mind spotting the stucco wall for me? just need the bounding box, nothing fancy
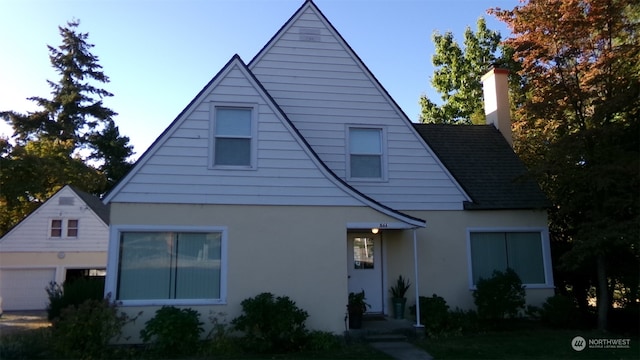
[384,209,554,314]
[0,251,106,284]
[108,202,404,341]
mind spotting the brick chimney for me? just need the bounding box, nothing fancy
[481,67,512,146]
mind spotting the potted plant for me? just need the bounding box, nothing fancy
[389,275,411,319]
[347,290,370,329]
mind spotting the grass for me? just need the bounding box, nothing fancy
[417,325,639,359]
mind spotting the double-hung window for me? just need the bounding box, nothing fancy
[212,106,255,167]
[468,230,551,287]
[115,229,226,304]
[348,127,384,180]
[50,219,63,237]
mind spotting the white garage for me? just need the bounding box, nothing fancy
[0,268,55,311]
[0,185,109,311]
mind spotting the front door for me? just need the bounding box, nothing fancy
[347,234,383,313]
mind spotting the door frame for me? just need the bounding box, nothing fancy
[347,232,385,314]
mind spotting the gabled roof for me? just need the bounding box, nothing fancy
[0,185,108,239]
[68,186,110,224]
[103,54,425,228]
[413,124,549,210]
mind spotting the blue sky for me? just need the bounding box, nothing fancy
[0,0,518,158]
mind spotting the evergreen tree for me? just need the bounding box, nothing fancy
[0,20,133,234]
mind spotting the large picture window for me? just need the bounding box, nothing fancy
[349,127,384,179]
[213,107,253,166]
[117,231,223,301]
[469,231,547,286]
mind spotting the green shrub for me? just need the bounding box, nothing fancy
[0,328,52,360]
[473,268,526,321]
[46,277,105,320]
[540,294,582,328]
[50,297,131,359]
[411,295,479,337]
[203,311,241,356]
[232,292,309,353]
[140,306,204,358]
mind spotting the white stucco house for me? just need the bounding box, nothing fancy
[103,0,554,340]
[0,185,109,311]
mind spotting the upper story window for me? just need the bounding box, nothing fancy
[348,127,385,180]
[50,219,79,238]
[67,219,79,237]
[211,106,256,168]
[51,219,63,237]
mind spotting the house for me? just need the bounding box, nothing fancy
[103,0,554,340]
[0,185,109,311]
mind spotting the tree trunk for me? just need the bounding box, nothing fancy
[596,254,609,331]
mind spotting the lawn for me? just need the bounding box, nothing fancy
[417,327,639,359]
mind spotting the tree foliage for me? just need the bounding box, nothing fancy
[491,0,640,330]
[420,18,509,124]
[0,20,133,234]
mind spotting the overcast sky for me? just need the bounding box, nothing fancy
[0,0,519,158]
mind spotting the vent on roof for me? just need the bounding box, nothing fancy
[59,197,75,206]
[299,27,321,42]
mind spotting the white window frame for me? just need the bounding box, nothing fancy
[105,225,228,306]
[66,219,79,237]
[49,218,79,239]
[209,103,258,170]
[50,219,63,238]
[466,227,554,289]
[346,125,387,181]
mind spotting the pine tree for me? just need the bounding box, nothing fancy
[0,20,133,234]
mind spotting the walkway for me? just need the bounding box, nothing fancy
[349,316,434,360]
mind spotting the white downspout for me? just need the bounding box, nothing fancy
[413,228,424,328]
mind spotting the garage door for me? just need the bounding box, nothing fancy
[0,268,56,311]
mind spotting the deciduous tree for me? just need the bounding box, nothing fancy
[420,18,509,124]
[492,0,640,330]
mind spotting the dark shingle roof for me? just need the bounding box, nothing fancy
[413,124,549,210]
[69,186,110,224]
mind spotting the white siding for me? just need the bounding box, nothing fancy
[250,6,468,210]
[0,186,108,252]
[109,62,363,207]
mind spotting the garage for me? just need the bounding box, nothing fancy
[0,268,56,311]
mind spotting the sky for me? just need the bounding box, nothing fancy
[0,0,519,159]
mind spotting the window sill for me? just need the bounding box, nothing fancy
[117,299,227,307]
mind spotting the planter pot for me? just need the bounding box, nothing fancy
[392,297,407,319]
[348,306,364,329]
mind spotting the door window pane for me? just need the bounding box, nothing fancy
[353,237,374,269]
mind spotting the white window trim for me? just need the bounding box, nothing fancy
[346,125,388,182]
[209,102,258,170]
[49,218,79,239]
[105,224,228,306]
[466,227,554,290]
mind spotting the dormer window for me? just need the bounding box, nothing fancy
[211,105,257,168]
[348,127,386,180]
